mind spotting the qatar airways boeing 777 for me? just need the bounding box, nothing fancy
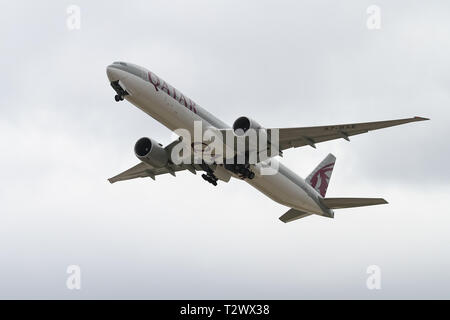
[106,61,428,223]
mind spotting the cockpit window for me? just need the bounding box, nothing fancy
[110,61,146,81]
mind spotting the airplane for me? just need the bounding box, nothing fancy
[106,61,429,223]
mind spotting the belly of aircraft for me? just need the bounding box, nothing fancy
[247,162,324,214]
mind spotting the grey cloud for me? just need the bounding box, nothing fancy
[0,0,449,299]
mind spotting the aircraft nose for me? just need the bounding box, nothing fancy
[106,65,120,82]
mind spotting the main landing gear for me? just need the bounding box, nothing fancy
[114,95,124,102]
[224,163,255,180]
[201,163,218,186]
[202,173,218,186]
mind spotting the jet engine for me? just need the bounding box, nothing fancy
[231,116,278,165]
[232,116,263,136]
[134,137,169,168]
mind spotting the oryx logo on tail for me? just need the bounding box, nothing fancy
[306,154,336,197]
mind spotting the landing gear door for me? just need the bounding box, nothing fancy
[118,80,132,96]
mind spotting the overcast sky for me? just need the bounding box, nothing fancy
[0,0,448,299]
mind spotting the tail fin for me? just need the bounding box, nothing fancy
[306,153,336,197]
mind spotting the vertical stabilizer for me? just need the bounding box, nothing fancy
[306,154,336,197]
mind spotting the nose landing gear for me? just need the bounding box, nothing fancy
[111,80,128,102]
[201,163,219,186]
[114,95,124,102]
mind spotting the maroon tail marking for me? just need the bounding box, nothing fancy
[310,163,334,197]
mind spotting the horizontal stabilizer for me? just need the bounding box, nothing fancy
[279,209,312,223]
[322,197,388,209]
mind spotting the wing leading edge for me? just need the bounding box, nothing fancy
[270,116,429,151]
[108,161,196,183]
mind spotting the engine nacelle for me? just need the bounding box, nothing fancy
[134,137,169,168]
[232,116,263,136]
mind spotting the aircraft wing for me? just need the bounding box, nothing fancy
[269,116,429,151]
[108,161,198,183]
[108,137,203,183]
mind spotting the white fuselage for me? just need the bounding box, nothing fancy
[107,64,327,215]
